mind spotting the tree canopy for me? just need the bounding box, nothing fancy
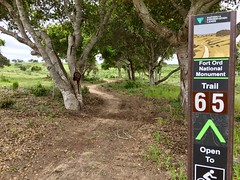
[0,0,239,112]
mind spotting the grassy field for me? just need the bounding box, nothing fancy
[194,34,230,58]
[0,62,240,179]
[0,63,53,88]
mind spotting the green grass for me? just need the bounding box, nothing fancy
[103,79,180,101]
[0,62,53,88]
[143,84,179,101]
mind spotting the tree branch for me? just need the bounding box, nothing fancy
[41,32,69,81]
[0,26,36,50]
[199,0,221,14]
[77,0,116,67]
[132,0,178,45]
[170,0,187,17]
[153,45,171,70]
[179,0,220,43]
[15,0,41,45]
[73,0,83,48]
[0,0,34,48]
[64,0,74,22]
[155,67,180,85]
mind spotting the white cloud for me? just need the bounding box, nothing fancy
[0,34,41,61]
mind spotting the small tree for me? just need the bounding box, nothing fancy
[0,53,10,68]
[0,0,116,111]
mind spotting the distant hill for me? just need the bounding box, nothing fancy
[216,29,230,36]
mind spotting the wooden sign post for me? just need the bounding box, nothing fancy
[188,11,236,180]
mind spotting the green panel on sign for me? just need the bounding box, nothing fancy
[196,119,226,143]
[194,58,229,61]
[194,77,228,80]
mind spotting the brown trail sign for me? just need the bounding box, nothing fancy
[188,11,236,180]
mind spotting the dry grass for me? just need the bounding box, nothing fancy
[194,34,230,58]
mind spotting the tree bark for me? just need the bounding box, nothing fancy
[155,67,180,85]
[129,59,136,81]
[149,68,155,85]
[176,44,189,114]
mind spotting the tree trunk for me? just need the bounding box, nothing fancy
[126,66,131,80]
[129,60,135,81]
[148,61,155,85]
[176,44,189,114]
[117,66,122,78]
[60,87,81,111]
[149,69,155,85]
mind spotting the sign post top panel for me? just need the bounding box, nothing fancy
[194,12,231,25]
[193,12,232,59]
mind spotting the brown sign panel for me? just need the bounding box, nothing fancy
[188,11,236,180]
[192,92,228,114]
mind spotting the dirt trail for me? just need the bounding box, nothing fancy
[88,84,121,115]
[33,83,169,180]
[203,45,210,58]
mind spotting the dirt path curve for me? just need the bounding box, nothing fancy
[202,45,210,58]
[34,82,168,180]
[88,83,121,115]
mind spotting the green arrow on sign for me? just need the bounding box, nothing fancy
[196,119,226,143]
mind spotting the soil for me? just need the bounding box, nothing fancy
[0,81,188,180]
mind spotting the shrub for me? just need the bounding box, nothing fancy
[31,66,42,72]
[83,76,104,83]
[236,114,240,122]
[0,75,11,82]
[0,97,15,108]
[30,83,49,97]
[19,65,27,71]
[123,80,141,89]
[82,86,90,96]
[12,82,19,91]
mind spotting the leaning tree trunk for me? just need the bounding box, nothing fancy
[148,61,155,85]
[176,44,189,114]
[129,60,136,81]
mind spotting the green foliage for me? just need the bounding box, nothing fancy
[233,163,240,180]
[0,53,10,68]
[143,84,179,101]
[12,82,19,91]
[170,161,187,180]
[233,124,240,179]
[123,80,142,89]
[236,114,240,122]
[31,65,42,72]
[29,83,50,97]
[153,131,161,143]
[19,65,27,71]
[83,76,104,83]
[145,144,161,166]
[0,75,11,82]
[0,96,15,108]
[0,39,5,46]
[104,80,180,101]
[47,22,73,58]
[81,86,90,96]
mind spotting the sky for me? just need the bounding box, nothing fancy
[0,34,42,62]
[0,10,240,64]
[194,22,230,35]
